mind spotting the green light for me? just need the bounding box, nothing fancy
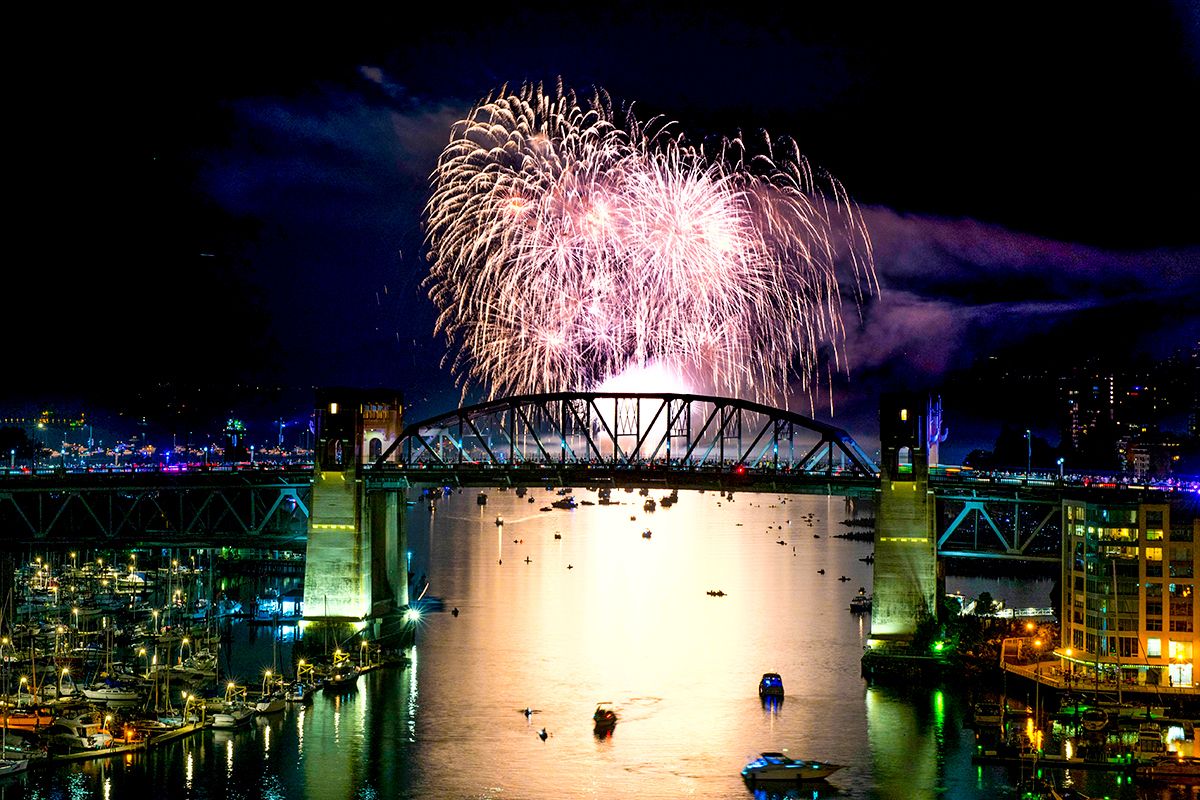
[932,640,945,653]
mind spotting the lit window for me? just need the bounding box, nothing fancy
[1147,638,1161,658]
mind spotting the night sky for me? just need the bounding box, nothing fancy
[8,5,1199,456]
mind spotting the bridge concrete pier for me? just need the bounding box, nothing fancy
[302,390,408,632]
[870,393,944,642]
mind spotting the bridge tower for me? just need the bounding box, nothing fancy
[870,393,944,641]
[302,389,408,625]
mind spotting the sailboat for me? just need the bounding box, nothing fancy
[1,593,32,776]
[254,671,286,715]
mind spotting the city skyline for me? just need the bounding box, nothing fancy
[6,6,1198,461]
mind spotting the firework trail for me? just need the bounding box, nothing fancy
[424,82,877,411]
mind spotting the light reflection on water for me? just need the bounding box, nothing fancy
[6,489,1178,798]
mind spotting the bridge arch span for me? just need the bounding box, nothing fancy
[374,392,877,478]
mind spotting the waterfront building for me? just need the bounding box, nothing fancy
[1060,496,1200,688]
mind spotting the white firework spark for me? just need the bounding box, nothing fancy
[424,82,878,411]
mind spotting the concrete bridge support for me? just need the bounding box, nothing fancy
[870,393,944,641]
[302,390,408,625]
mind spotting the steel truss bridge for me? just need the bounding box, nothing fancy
[0,392,1174,560]
[0,466,311,546]
[372,392,879,488]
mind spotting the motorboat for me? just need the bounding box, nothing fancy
[758,673,785,698]
[1137,754,1200,782]
[641,529,652,539]
[495,516,503,526]
[1135,722,1165,756]
[0,757,29,777]
[1,707,54,729]
[849,588,872,613]
[741,752,846,783]
[477,492,487,506]
[593,702,617,733]
[1080,708,1109,732]
[285,682,316,704]
[43,711,114,752]
[323,661,359,693]
[972,701,1004,727]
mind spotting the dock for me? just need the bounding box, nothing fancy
[25,721,209,767]
[972,752,1138,773]
[146,720,209,748]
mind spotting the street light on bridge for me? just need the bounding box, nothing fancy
[1025,429,1032,481]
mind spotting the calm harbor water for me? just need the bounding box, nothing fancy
[5,488,1192,798]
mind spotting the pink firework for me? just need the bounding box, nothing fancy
[424,82,877,410]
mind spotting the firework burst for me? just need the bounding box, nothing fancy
[424,82,877,410]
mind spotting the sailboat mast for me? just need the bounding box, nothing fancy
[1113,558,1123,707]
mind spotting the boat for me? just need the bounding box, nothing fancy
[849,588,872,613]
[323,660,359,693]
[254,693,286,715]
[1,707,54,729]
[972,701,1004,727]
[212,684,254,728]
[593,702,617,733]
[211,701,254,729]
[758,672,784,698]
[643,498,656,512]
[254,669,287,714]
[1080,708,1109,732]
[741,752,846,783]
[495,516,503,526]
[1135,722,1165,757]
[42,711,114,752]
[1137,754,1200,782]
[286,660,319,704]
[641,529,652,539]
[0,757,29,777]
[81,682,141,703]
[477,493,487,506]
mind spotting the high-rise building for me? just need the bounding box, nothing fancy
[1060,497,1200,687]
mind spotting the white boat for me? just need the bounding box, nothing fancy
[81,683,141,703]
[1136,722,1165,756]
[1137,754,1200,781]
[0,758,29,777]
[211,702,254,729]
[254,694,286,715]
[741,752,846,783]
[43,712,114,751]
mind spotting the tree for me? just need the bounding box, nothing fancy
[975,591,997,616]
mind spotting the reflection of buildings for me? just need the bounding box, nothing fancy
[1060,497,1200,688]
